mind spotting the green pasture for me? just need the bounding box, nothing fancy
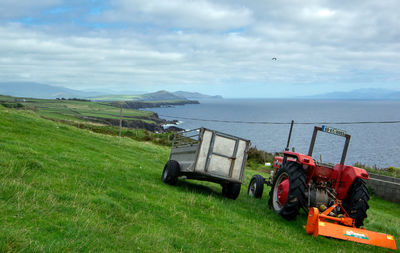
[0,106,398,252]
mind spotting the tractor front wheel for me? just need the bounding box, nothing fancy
[248,174,264,198]
[268,161,306,220]
[343,178,370,227]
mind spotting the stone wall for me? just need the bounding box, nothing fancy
[367,173,400,204]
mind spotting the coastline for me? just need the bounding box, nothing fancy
[107,99,198,132]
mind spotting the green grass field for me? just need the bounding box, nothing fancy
[0,95,158,126]
[89,90,187,102]
[1,106,399,252]
[90,94,142,101]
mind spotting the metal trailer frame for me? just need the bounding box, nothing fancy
[168,127,251,185]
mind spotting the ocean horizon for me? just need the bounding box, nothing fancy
[147,98,400,168]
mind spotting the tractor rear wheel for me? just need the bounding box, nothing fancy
[161,160,180,185]
[268,161,306,220]
[343,178,369,227]
[248,174,264,198]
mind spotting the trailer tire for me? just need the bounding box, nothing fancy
[343,178,369,228]
[248,174,264,198]
[222,183,241,200]
[161,160,180,185]
[268,161,306,220]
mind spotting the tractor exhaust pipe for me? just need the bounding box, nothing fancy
[285,120,294,151]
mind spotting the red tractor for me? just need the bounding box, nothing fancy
[248,123,369,225]
[248,122,397,249]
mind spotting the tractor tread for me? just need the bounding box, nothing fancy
[269,161,306,220]
[343,178,370,227]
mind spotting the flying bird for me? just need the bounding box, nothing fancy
[272,57,277,60]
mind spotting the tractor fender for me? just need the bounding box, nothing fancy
[274,152,315,170]
[273,152,315,170]
[283,151,315,167]
[273,156,283,170]
[336,165,369,200]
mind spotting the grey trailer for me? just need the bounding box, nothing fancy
[161,128,251,199]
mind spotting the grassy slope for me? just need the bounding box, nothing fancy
[89,95,141,101]
[0,95,157,125]
[1,106,399,252]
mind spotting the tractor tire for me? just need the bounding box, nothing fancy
[222,183,241,200]
[343,178,369,228]
[161,160,180,185]
[248,174,265,198]
[268,161,306,220]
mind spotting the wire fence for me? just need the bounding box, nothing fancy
[158,114,400,125]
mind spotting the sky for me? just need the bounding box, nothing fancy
[0,0,399,98]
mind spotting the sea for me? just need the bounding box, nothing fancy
[146,99,400,168]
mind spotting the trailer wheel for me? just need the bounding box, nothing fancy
[161,160,180,185]
[248,174,264,198]
[268,161,306,220]
[343,178,369,227]
[222,183,241,200]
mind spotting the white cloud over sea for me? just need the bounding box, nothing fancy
[0,0,399,97]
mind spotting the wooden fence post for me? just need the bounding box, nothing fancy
[119,104,122,137]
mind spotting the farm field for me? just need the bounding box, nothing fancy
[89,90,192,102]
[0,94,160,126]
[0,105,399,252]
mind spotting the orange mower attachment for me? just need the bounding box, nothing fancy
[306,200,397,250]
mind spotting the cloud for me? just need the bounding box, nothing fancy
[98,0,253,30]
[0,0,62,19]
[0,0,399,97]
[0,24,187,88]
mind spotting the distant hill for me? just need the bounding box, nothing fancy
[93,90,222,101]
[173,91,223,100]
[0,82,220,102]
[91,90,190,102]
[307,88,400,100]
[0,82,103,99]
[80,88,147,95]
[140,90,188,101]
